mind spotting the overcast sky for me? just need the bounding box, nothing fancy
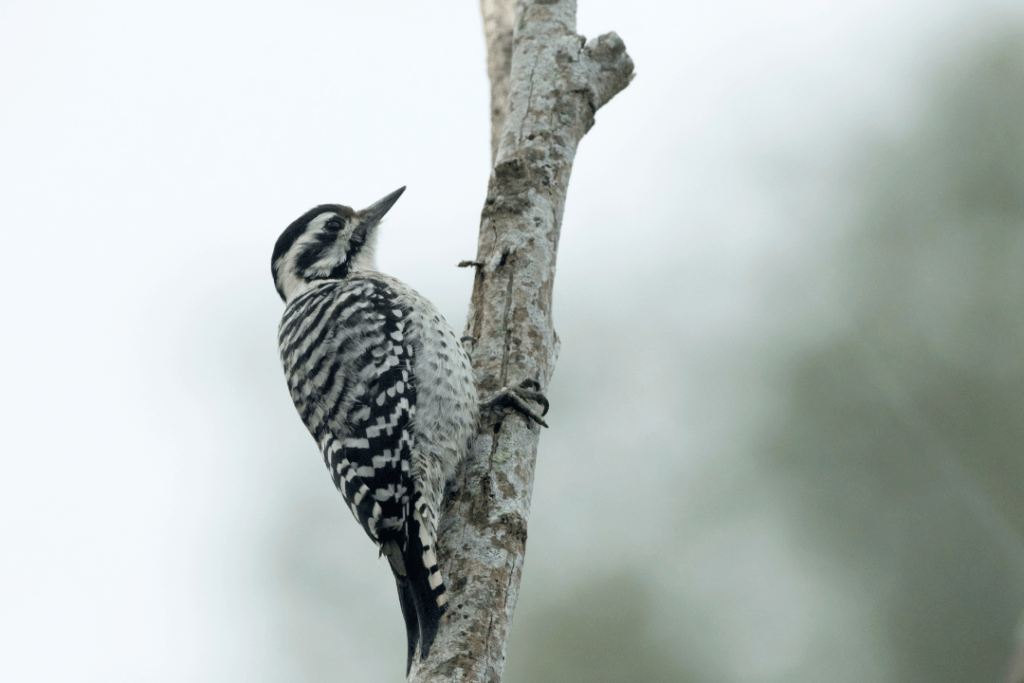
[2,1,1021,681]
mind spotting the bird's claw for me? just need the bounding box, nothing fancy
[481,379,550,428]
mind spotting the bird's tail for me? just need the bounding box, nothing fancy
[393,573,419,674]
[383,504,448,674]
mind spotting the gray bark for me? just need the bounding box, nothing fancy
[479,0,514,165]
[408,1,633,681]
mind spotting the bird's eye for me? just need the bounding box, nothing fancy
[324,217,345,233]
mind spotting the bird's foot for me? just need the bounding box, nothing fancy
[480,379,550,428]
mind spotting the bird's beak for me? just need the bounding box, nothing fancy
[360,186,406,226]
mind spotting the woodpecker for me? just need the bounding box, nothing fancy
[272,187,479,672]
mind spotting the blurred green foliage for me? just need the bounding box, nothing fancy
[770,27,1024,683]
[505,573,710,683]
[504,25,1024,683]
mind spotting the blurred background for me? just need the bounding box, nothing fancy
[1,0,1022,681]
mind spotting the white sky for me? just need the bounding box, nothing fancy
[1,0,1020,681]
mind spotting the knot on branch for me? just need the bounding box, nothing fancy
[582,31,634,111]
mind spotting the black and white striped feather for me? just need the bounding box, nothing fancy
[272,189,478,672]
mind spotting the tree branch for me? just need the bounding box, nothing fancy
[479,0,514,165]
[409,2,632,681]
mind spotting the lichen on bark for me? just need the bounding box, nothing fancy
[408,2,632,681]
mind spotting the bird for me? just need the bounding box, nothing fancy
[271,187,480,672]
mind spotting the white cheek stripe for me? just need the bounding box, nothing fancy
[274,212,381,302]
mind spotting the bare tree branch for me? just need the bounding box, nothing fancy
[479,0,514,164]
[409,1,633,681]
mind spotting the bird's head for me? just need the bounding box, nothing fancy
[271,186,405,303]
